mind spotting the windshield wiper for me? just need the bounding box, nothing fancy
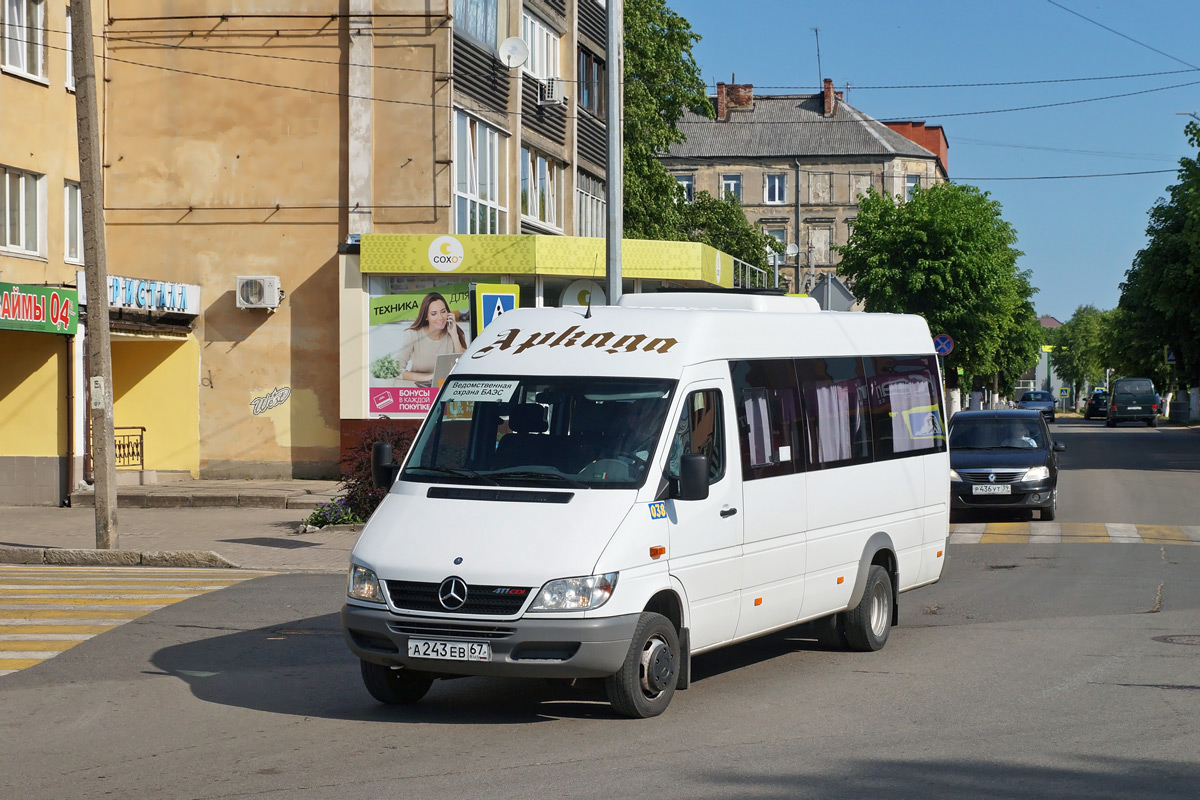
[404,466,498,485]
[490,470,588,489]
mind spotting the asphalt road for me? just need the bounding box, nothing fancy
[1,420,1198,800]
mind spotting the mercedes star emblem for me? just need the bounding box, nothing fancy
[438,576,468,610]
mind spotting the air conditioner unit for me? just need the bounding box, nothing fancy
[236,276,283,310]
[538,77,566,106]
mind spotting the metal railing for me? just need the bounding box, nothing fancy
[114,426,146,470]
[733,257,775,289]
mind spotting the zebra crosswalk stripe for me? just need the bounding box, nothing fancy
[949,523,1198,545]
[0,566,266,677]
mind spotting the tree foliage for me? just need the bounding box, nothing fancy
[1112,121,1200,388]
[1050,304,1110,394]
[834,182,1039,389]
[623,0,780,270]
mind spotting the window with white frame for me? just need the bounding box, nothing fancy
[905,174,921,199]
[64,4,73,90]
[765,173,786,204]
[1,166,43,254]
[3,0,47,79]
[721,174,742,202]
[576,170,606,238]
[676,174,694,202]
[453,0,498,49]
[454,111,506,235]
[64,181,82,263]
[765,227,786,264]
[521,146,562,228]
[521,10,560,80]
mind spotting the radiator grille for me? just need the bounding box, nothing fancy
[960,469,1026,484]
[385,580,532,615]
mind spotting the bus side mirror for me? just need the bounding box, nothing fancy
[673,453,710,501]
[372,441,400,490]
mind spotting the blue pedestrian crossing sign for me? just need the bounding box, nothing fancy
[933,333,954,355]
[1059,387,1070,399]
[474,284,519,332]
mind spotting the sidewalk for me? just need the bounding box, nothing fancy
[1,479,356,573]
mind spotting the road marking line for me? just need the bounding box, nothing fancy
[1135,525,1194,545]
[949,522,985,544]
[0,640,77,652]
[0,622,126,631]
[0,608,160,619]
[1106,523,1143,543]
[0,633,94,640]
[1059,523,1111,542]
[1183,526,1200,544]
[981,522,1030,543]
[1029,522,1061,543]
[0,659,41,670]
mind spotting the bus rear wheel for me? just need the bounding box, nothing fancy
[844,565,892,652]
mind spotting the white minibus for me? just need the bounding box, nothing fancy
[342,292,949,718]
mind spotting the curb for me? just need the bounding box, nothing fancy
[69,492,338,510]
[0,546,242,569]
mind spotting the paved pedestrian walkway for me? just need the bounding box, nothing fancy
[2,479,356,573]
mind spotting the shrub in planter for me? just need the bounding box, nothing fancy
[340,421,418,522]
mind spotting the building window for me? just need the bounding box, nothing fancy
[578,48,606,119]
[1,166,42,255]
[3,0,46,79]
[676,174,694,202]
[576,170,606,238]
[765,173,787,204]
[453,0,498,49]
[851,173,872,200]
[810,172,832,204]
[521,146,562,228]
[64,4,73,90]
[521,11,560,80]
[454,111,506,235]
[906,174,921,199]
[721,174,742,202]
[64,181,81,263]
[811,227,831,265]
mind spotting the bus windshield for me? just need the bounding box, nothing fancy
[402,376,677,489]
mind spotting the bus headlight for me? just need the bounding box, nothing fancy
[348,564,385,604]
[530,573,619,611]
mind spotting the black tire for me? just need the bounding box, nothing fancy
[605,612,679,718]
[1084,410,1090,420]
[360,660,433,705]
[1106,417,1116,428]
[844,565,893,652]
[813,613,849,650]
[1149,417,1158,428]
[1041,490,1057,521]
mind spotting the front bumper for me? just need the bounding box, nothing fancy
[342,604,640,679]
[951,480,1055,510]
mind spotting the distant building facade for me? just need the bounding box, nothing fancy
[660,79,949,308]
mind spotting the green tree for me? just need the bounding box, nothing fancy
[680,190,783,273]
[834,183,1039,388]
[1050,304,1109,396]
[623,0,779,272]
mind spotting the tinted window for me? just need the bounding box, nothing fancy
[666,390,725,484]
[868,355,946,459]
[1115,379,1154,394]
[798,357,873,469]
[951,417,1047,450]
[730,359,802,480]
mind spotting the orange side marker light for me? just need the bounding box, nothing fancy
[649,546,666,560]
[754,597,763,606]
[836,576,844,585]
[937,550,943,558]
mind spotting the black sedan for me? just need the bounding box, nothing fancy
[949,410,1065,521]
[1084,391,1108,420]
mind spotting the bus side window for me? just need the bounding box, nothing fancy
[667,390,725,484]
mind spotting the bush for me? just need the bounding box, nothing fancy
[303,497,363,528]
[340,421,418,522]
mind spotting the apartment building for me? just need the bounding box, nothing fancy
[2,0,747,503]
[661,78,950,309]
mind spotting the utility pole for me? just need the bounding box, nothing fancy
[604,0,623,304]
[71,0,118,548]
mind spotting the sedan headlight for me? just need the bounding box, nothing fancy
[1021,466,1050,482]
[950,468,962,482]
[348,564,386,603]
[530,573,619,612]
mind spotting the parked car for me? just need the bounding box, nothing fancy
[1084,390,1108,420]
[949,410,1065,521]
[1107,377,1159,427]
[1017,390,1056,422]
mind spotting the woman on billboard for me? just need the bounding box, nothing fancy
[394,291,466,387]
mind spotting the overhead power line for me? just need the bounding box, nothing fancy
[721,67,1200,91]
[1045,0,1200,70]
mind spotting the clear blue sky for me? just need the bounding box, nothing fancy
[669,0,1200,322]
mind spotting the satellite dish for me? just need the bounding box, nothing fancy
[498,37,529,69]
[786,243,800,256]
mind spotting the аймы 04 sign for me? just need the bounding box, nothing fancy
[0,282,78,335]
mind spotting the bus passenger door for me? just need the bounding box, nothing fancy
[665,385,743,651]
